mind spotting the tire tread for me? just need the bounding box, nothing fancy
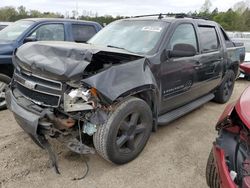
[93,97,152,164]
[206,149,220,188]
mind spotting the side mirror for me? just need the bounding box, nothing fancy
[23,37,37,43]
[169,43,196,58]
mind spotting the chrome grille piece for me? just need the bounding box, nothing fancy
[14,71,63,107]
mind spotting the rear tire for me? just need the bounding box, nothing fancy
[0,74,11,110]
[93,97,153,164]
[214,70,235,104]
[245,74,250,81]
[206,149,220,188]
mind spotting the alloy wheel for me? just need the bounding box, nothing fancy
[116,112,147,153]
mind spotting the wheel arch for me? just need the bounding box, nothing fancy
[115,85,159,131]
[0,64,14,78]
[229,62,239,78]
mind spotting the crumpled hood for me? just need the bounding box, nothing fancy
[13,41,142,81]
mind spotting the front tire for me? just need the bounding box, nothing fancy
[206,149,220,188]
[0,74,11,110]
[93,97,153,164]
[214,70,235,104]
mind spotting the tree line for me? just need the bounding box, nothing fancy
[0,0,250,31]
[0,5,124,26]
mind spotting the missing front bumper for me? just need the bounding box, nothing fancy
[6,88,47,148]
[6,88,62,173]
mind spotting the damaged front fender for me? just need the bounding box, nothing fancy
[82,58,159,103]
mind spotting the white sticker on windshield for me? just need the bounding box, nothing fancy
[141,26,162,32]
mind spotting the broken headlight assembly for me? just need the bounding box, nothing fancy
[63,87,98,112]
[63,86,108,136]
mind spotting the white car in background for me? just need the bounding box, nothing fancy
[227,31,250,79]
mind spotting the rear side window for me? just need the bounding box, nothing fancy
[220,28,230,41]
[220,27,234,48]
[198,26,219,52]
[72,24,97,43]
[169,24,198,51]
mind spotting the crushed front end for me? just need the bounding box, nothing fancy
[7,68,111,172]
[6,42,123,172]
[7,40,155,171]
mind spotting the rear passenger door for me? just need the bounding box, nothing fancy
[71,24,98,43]
[195,25,223,95]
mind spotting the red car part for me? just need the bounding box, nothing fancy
[235,86,250,129]
[213,145,236,188]
[208,86,250,188]
[240,63,250,75]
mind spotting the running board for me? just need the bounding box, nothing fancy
[158,93,214,126]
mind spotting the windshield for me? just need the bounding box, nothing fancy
[88,20,168,54]
[0,20,34,41]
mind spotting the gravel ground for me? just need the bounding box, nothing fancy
[0,80,249,188]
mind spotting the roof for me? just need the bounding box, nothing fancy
[20,18,99,24]
[124,14,217,26]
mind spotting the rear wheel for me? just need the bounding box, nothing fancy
[245,74,250,81]
[206,149,220,188]
[214,70,235,104]
[0,74,11,110]
[93,97,153,164]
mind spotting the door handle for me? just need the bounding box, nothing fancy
[194,61,202,70]
[195,61,202,65]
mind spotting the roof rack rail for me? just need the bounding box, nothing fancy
[133,13,209,20]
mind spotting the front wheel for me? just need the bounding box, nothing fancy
[0,74,11,110]
[93,97,153,164]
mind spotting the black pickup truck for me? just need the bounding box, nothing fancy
[6,14,245,169]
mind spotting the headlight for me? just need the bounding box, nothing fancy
[68,88,91,101]
[64,87,95,112]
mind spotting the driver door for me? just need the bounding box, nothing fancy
[159,23,200,114]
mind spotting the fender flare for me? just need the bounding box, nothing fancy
[114,85,160,131]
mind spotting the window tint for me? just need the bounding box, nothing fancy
[220,27,234,48]
[72,24,97,42]
[199,26,219,52]
[220,28,230,41]
[30,24,64,41]
[169,24,198,50]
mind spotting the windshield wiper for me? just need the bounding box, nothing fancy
[107,45,129,51]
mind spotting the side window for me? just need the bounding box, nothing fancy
[220,27,234,48]
[169,24,198,51]
[72,24,97,43]
[220,28,230,41]
[29,24,65,41]
[198,26,219,52]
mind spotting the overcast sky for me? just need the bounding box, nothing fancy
[0,0,241,17]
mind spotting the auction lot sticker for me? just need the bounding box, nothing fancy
[141,26,162,32]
